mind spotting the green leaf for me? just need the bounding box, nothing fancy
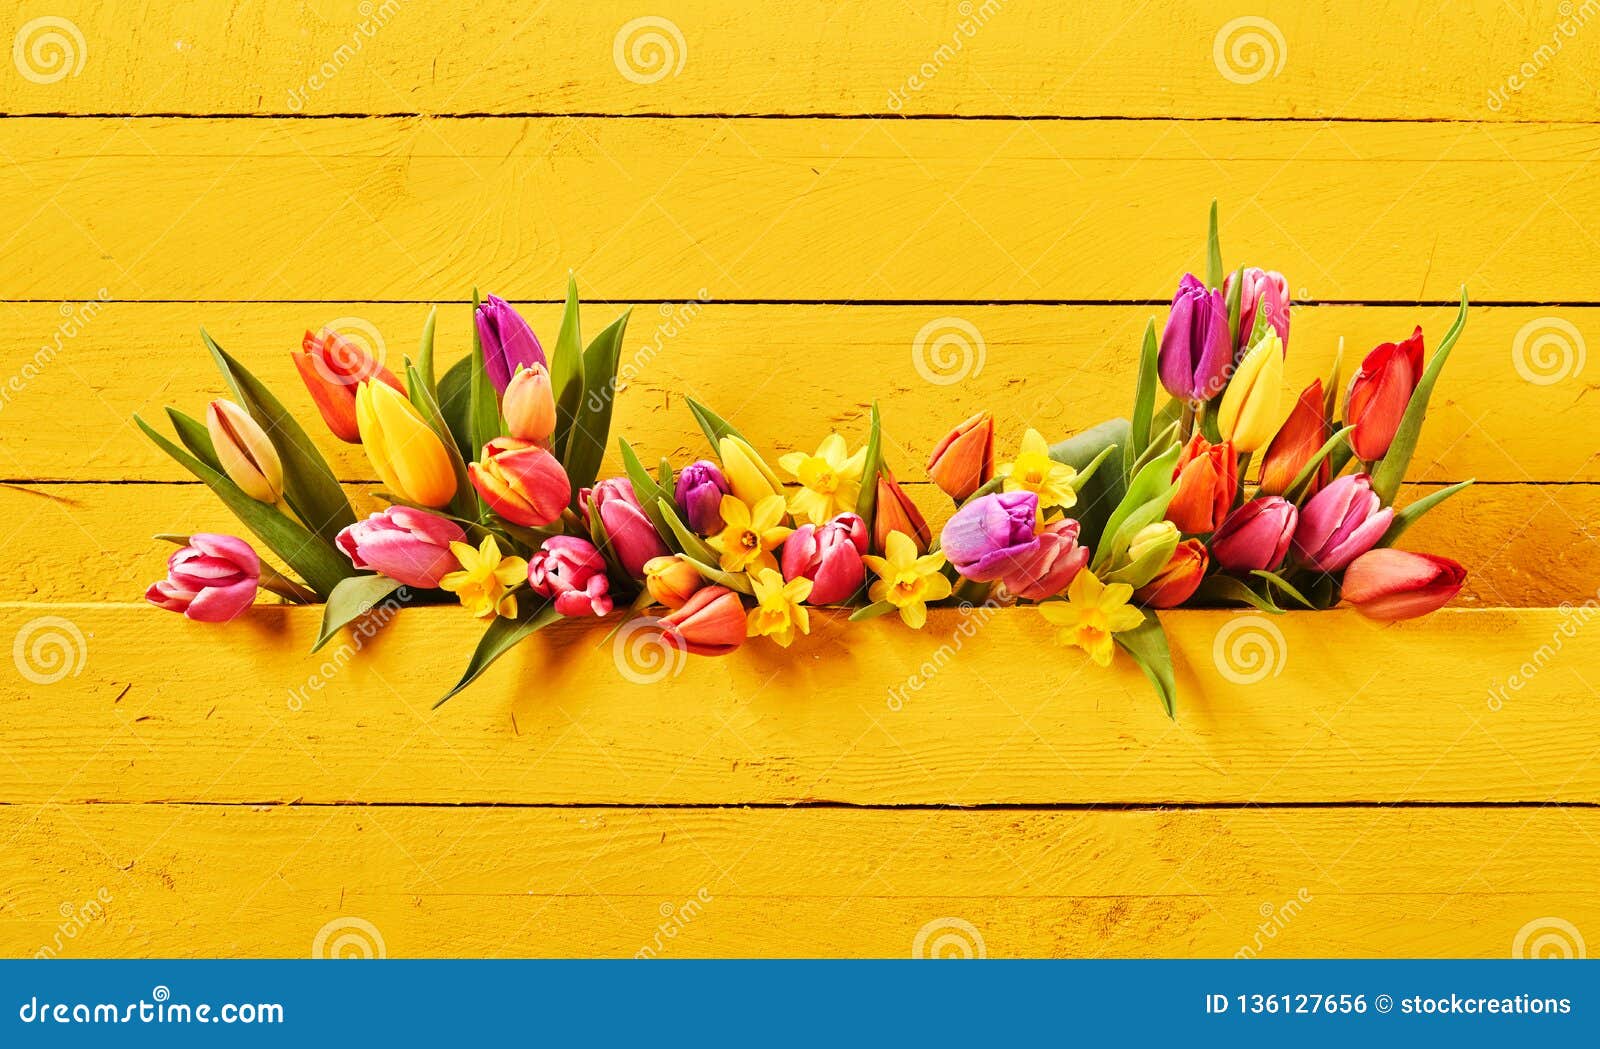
[1127,418,1181,481]
[1282,424,1355,504]
[436,354,476,459]
[405,360,477,521]
[655,497,720,565]
[1193,574,1284,614]
[564,309,632,496]
[436,600,562,707]
[1381,478,1475,546]
[1250,569,1316,610]
[166,407,220,469]
[621,439,675,542]
[1371,289,1469,504]
[1129,320,1159,471]
[1323,338,1344,421]
[1114,610,1178,719]
[201,329,355,547]
[1048,418,1130,551]
[1092,442,1181,572]
[135,414,355,599]
[312,574,406,653]
[416,306,438,395]
[685,397,750,453]
[855,401,885,524]
[1072,444,1118,494]
[849,600,897,622]
[466,288,503,463]
[1205,200,1224,290]
[681,554,755,594]
[1225,265,1244,348]
[549,273,585,461]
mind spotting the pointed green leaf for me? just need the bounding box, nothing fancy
[550,273,585,461]
[621,438,674,542]
[1114,610,1178,719]
[436,600,562,707]
[685,396,749,452]
[1048,417,1130,551]
[1092,442,1180,572]
[405,361,476,520]
[1250,569,1316,610]
[1205,200,1224,290]
[1193,574,1284,614]
[655,497,719,565]
[416,306,438,395]
[1371,289,1469,504]
[855,401,885,523]
[1225,265,1244,348]
[166,407,220,468]
[849,600,898,622]
[1381,478,1475,546]
[682,554,754,594]
[564,309,632,495]
[437,354,476,459]
[1129,320,1159,469]
[312,574,406,652]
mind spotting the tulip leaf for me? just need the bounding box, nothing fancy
[1193,574,1283,614]
[849,600,898,622]
[583,493,632,583]
[1205,200,1224,290]
[166,406,221,469]
[1072,444,1118,494]
[564,310,632,497]
[1092,442,1181,573]
[856,401,885,523]
[1129,320,1159,472]
[466,289,503,467]
[1380,478,1475,547]
[416,306,438,396]
[1127,418,1181,481]
[681,553,755,595]
[1323,337,1345,421]
[201,329,356,548]
[1371,288,1470,505]
[1225,266,1243,348]
[620,438,675,543]
[436,599,563,707]
[312,574,407,653]
[1250,569,1316,610]
[1113,610,1177,719]
[685,397,750,452]
[405,361,477,521]
[436,354,476,459]
[1049,417,1130,551]
[657,456,675,492]
[550,273,585,461]
[1282,424,1355,504]
[135,413,355,599]
[1105,532,1179,589]
[655,497,720,565]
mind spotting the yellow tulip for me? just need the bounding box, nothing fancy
[355,380,457,508]
[205,398,283,504]
[717,435,782,505]
[1217,333,1286,453]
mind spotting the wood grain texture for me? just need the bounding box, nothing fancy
[2,118,1599,302]
[2,605,1594,806]
[3,805,1595,958]
[0,1,1591,121]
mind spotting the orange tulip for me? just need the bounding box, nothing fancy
[502,363,556,443]
[643,555,704,610]
[1134,539,1209,608]
[1165,433,1237,535]
[925,412,994,501]
[469,437,570,527]
[1258,379,1329,496]
[872,465,932,554]
[293,328,404,443]
[659,585,746,656]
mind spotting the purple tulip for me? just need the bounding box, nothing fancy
[336,507,466,588]
[528,536,614,618]
[475,294,546,394]
[1212,497,1297,572]
[1158,273,1232,402]
[1292,473,1394,572]
[582,477,669,579]
[782,512,868,604]
[145,533,260,623]
[675,459,731,535]
[940,490,1041,582]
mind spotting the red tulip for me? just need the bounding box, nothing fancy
[1165,433,1237,534]
[293,328,404,443]
[781,513,868,605]
[1346,327,1424,462]
[1341,549,1465,621]
[659,585,746,656]
[1258,379,1329,497]
[1211,497,1297,572]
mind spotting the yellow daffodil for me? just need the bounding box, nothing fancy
[998,428,1079,512]
[862,530,952,629]
[1038,569,1144,667]
[706,494,793,574]
[778,433,867,526]
[746,567,812,647]
[440,534,528,619]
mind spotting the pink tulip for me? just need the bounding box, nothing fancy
[1291,473,1394,572]
[528,535,614,617]
[1225,267,1291,352]
[336,507,465,588]
[145,533,260,623]
[1342,549,1466,621]
[582,477,668,579]
[1212,497,1297,572]
[1002,518,1090,601]
[781,512,868,604]
[470,437,571,527]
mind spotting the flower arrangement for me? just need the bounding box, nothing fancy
[139,206,1471,715]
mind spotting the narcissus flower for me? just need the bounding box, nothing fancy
[470,437,570,527]
[1291,473,1393,572]
[1258,379,1329,497]
[707,494,792,575]
[440,534,528,619]
[1159,273,1232,401]
[1341,548,1466,621]
[145,533,260,623]
[1039,569,1144,667]
[998,428,1079,512]
[862,530,952,629]
[1166,433,1237,534]
[660,585,746,656]
[1225,267,1291,352]
[746,567,813,647]
[1217,332,1286,452]
[356,380,457,508]
[781,512,868,605]
[926,412,995,501]
[779,433,867,526]
[1134,539,1209,608]
[206,399,283,504]
[1346,327,1424,463]
[475,294,546,395]
[502,363,556,443]
[718,435,783,505]
[336,506,465,588]
[1211,497,1297,572]
[293,328,405,443]
[643,554,704,610]
[872,466,932,554]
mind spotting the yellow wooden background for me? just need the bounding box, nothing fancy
[1,0,1598,958]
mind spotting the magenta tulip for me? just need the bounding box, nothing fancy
[1291,473,1394,572]
[1158,273,1232,401]
[940,490,1041,582]
[1003,517,1089,600]
[582,477,669,578]
[528,535,614,617]
[781,512,868,604]
[336,507,466,588]
[1342,548,1466,621]
[675,459,731,535]
[1212,497,1298,572]
[1225,267,1291,352]
[145,533,260,623]
[474,294,546,394]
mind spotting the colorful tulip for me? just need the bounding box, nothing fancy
[145,533,260,623]
[470,437,570,527]
[1225,267,1291,352]
[356,380,457,508]
[659,585,747,656]
[926,412,995,501]
[1258,379,1329,497]
[1166,433,1237,534]
[1211,497,1297,572]
[1134,539,1209,608]
[781,512,869,605]
[1002,517,1090,601]
[584,477,670,578]
[1341,548,1466,621]
[643,554,704,610]
[293,328,405,443]
[206,399,283,504]
[873,465,932,554]
[1158,273,1232,402]
[717,435,782,505]
[675,460,732,535]
[1217,332,1285,452]
[502,363,556,443]
[474,294,546,395]
[336,506,465,588]
[1291,473,1394,572]
[941,490,1040,582]
[528,535,614,618]
[1346,326,1424,463]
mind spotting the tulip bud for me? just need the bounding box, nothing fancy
[206,399,284,504]
[293,328,405,443]
[1166,433,1237,535]
[336,506,466,588]
[528,535,614,617]
[356,380,458,508]
[926,412,995,501]
[1258,379,1329,497]
[1158,274,1232,402]
[1134,539,1209,609]
[1128,521,1180,564]
[145,533,260,623]
[502,363,556,443]
[659,585,747,656]
[583,477,670,578]
[1002,517,1089,601]
[781,512,868,604]
[674,459,732,534]
[644,554,704,610]
[872,465,932,554]
[1346,327,1424,463]
[717,435,782,505]
[470,437,570,527]
[941,490,1040,582]
[1211,497,1297,572]
[1341,548,1466,621]
[1217,333,1286,452]
[1224,267,1291,353]
[475,294,546,395]
[1291,473,1394,572]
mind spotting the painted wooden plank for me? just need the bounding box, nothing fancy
[0,1,1589,121]
[2,804,1594,958]
[1,605,1593,805]
[1,302,1591,485]
[2,119,1598,302]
